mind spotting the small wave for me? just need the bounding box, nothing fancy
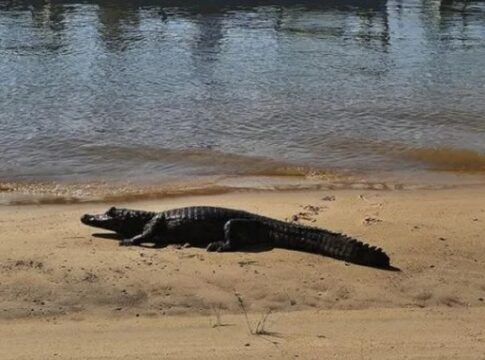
[79,144,332,177]
[2,143,485,206]
[0,174,474,206]
[401,147,485,172]
[0,174,334,205]
[329,137,485,173]
[0,179,232,205]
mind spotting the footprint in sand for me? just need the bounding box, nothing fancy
[362,216,383,225]
[289,204,326,223]
[288,196,338,224]
[359,194,383,208]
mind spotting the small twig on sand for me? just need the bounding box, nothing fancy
[235,292,275,336]
[210,305,223,328]
[235,292,254,334]
[255,309,273,335]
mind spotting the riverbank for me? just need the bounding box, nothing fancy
[1,186,485,358]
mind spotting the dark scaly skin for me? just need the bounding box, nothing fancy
[81,206,391,269]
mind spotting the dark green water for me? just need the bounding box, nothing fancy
[1,0,484,190]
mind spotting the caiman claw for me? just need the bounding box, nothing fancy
[119,239,135,246]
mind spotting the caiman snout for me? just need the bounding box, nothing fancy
[81,212,112,228]
[81,214,93,224]
[81,214,97,225]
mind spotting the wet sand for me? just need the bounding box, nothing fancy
[1,187,485,358]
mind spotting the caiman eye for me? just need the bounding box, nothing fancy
[107,207,116,216]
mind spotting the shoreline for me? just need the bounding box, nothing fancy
[2,186,485,357]
[1,169,485,206]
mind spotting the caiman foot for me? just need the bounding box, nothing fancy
[206,241,231,252]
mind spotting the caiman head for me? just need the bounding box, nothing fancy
[81,207,151,238]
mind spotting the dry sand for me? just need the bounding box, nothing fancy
[1,186,485,359]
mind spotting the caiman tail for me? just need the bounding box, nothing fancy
[265,221,390,269]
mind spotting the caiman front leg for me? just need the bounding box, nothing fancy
[120,214,165,246]
[206,219,267,252]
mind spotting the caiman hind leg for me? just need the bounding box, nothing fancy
[206,219,267,252]
[120,214,165,246]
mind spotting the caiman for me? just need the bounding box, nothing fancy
[81,206,391,269]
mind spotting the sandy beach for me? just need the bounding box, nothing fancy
[1,186,485,359]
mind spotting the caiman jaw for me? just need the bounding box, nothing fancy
[81,213,110,227]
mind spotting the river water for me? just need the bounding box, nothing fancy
[0,0,484,202]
